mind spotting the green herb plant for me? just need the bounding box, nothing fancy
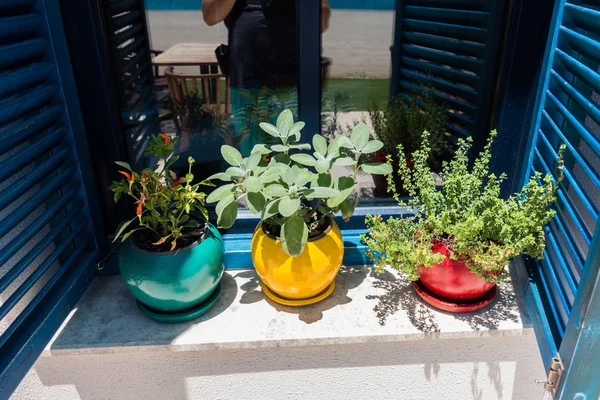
[361,130,565,282]
[208,109,392,256]
[110,134,212,251]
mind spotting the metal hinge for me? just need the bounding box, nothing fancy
[536,355,563,397]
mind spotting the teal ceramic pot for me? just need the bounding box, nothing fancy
[119,222,224,315]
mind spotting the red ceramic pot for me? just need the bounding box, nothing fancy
[417,241,496,301]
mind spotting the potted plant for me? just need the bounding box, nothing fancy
[368,91,448,196]
[110,134,224,322]
[207,109,391,306]
[361,130,564,312]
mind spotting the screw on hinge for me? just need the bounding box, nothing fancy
[536,357,563,393]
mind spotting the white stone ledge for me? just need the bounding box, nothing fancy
[44,264,533,357]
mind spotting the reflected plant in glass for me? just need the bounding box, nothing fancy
[207,109,392,256]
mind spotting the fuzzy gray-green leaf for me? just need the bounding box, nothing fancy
[278,196,300,217]
[361,163,393,175]
[259,122,280,138]
[350,122,370,151]
[290,153,316,167]
[206,183,236,203]
[221,145,243,166]
[312,134,328,156]
[281,216,308,256]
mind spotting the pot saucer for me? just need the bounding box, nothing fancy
[261,282,335,307]
[136,282,222,323]
[413,280,497,313]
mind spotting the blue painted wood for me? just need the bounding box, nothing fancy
[100,0,160,170]
[297,0,321,142]
[514,1,600,393]
[391,0,507,152]
[0,0,104,396]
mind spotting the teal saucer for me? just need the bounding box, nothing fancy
[136,282,222,323]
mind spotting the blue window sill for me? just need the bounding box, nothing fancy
[99,205,409,275]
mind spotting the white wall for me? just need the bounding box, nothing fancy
[13,334,545,400]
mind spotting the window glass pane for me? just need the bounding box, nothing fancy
[147,0,298,172]
[321,1,448,202]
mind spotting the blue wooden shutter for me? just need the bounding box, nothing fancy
[0,0,103,395]
[391,0,507,150]
[523,0,600,375]
[102,0,160,169]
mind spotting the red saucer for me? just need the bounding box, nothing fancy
[413,280,497,313]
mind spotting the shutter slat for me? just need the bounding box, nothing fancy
[549,217,585,275]
[0,129,63,182]
[0,167,75,239]
[0,220,87,321]
[399,68,478,103]
[401,57,480,87]
[0,105,62,155]
[555,49,600,95]
[546,229,577,304]
[0,14,42,41]
[113,23,143,46]
[560,26,600,64]
[401,44,482,74]
[564,3,600,35]
[0,242,95,352]
[403,31,485,59]
[549,70,600,127]
[404,0,486,10]
[0,83,57,126]
[109,0,140,15]
[400,80,476,116]
[404,6,489,28]
[538,130,598,219]
[0,39,47,70]
[117,36,144,59]
[0,195,82,293]
[0,147,69,211]
[112,10,143,32]
[0,61,54,99]
[541,110,600,190]
[403,19,486,43]
[539,254,570,331]
[546,91,600,157]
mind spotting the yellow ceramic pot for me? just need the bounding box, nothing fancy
[251,220,344,306]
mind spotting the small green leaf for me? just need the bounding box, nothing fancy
[115,161,133,171]
[337,136,353,149]
[276,109,294,129]
[315,158,330,174]
[221,145,243,166]
[226,166,245,177]
[288,121,305,141]
[113,217,136,242]
[264,184,289,197]
[327,186,355,208]
[294,169,315,187]
[247,191,266,214]
[217,199,238,229]
[206,183,236,203]
[251,144,272,155]
[246,152,262,170]
[289,143,311,150]
[339,197,357,221]
[361,163,393,175]
[207,172,231,182]
[120,228,142,243]
[290,153,316,166]
[244,176,262,193]
[350,123,370,150]
[278,196,300,217]
[334,157,356,167]
[305,187,339,199]
[271,144,289,152]
[312,134,328,156]
[337,176,355,191]
[281,216,308,256]
[317,173,333,187]
[216,195,235,216]
[361,140,384,154]
[259,122,280,137]
[263,199,281,220]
